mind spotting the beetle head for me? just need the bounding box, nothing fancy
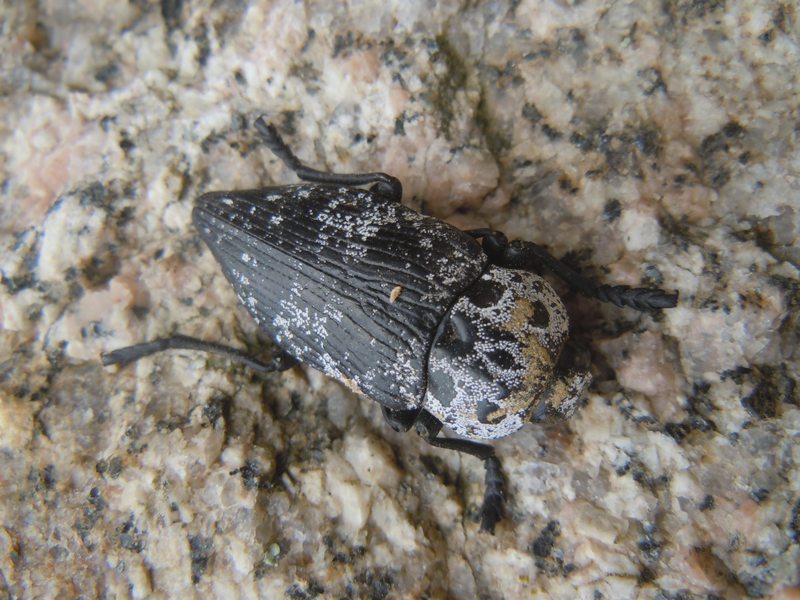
[424,266,570,440]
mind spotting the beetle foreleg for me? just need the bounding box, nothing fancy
[253,117,403,202]
[101,334,298,375]
[414,409,506,533]
[467,229,678,311]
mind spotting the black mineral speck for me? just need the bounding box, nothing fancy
[394,114,406,135]
[638,535,662,561]
[118,515,145,553]
[81,249,120,289]
[664,421,691,441]
[333,31,355,58]
[750,488,770,503]
[189,534,214,583]
[531,520,560,558]
[635,127,660,157]
[74,487,107,549]
[231,459,270,490]
[203,394,227,426]
[42,464,56,489]
[119,135,135,155]
[789,498,800,542]
[108,456,123,479]
[522,102,543,123]
[193,22,211,66]
[741,364,794,419]
[699,495,715,511]
[723,121,745,139]
[638,67,667,95]
[287,580,325,599]
[94,63,119,83]
[355,568,393,600]
[603,199,622,222]
[161,0,183,31]
[542,124,562,140]
[570,131,592,152]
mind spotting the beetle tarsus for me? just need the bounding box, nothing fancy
[480,456,505,533]
[468,230,678,311]
[254,115,403,202]
[102,334,298,375]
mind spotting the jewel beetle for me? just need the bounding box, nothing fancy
[102,116,678,533]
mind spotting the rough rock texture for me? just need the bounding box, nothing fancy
[1,1,798,598]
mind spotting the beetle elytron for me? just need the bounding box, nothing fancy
[103,117,677,533]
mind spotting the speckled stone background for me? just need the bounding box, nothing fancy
[1,1,798,598]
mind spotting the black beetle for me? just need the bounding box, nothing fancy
[103,117,677,533]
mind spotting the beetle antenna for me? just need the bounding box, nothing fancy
[466,229,678,311]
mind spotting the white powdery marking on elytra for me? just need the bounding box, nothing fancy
[323,304,344,323]
[311,313,329,339]
[241,252,251,264]
[270,214,283,225]
[312,198,400,262]
[273,314,292,336]
[319,352,343,380]
[247,296,258,308]
[222,198,234,206]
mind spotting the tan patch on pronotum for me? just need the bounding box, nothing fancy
[507,337,556,413]
[389,285,403,303]
[506,297,535,332]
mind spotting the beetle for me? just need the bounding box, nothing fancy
[102,117,677,533]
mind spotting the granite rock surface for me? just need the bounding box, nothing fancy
[1,1,798,598]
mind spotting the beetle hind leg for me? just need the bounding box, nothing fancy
[253,116,403,202]
[101,334,298,375]
[414,410,506,533]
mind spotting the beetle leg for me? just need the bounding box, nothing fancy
[381,406,419,432]
[101,334,298,375]
[253,117,403,202]
[414,409,506,533]
[466,229,678,311]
